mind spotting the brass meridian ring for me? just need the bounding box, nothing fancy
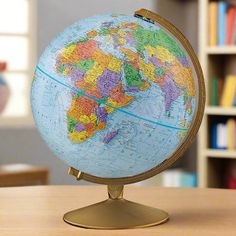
[69,8,205,185]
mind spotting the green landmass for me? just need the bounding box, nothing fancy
[155,68,165,77]
[99,27,110,36]
[76,59,94,72]
[133,27,185,57]
[123,63,144,87]
[78,37,89,43]
[67,116,77,133]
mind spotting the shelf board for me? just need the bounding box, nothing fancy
[205,106,236,116]
[206,149,236,159]
[206,46,236,54]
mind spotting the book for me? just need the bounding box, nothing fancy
[180,172,197,188]
[211,123,218,149]
[216,123,222,149]
[223,124,228,149]
[218,1,228,45]
[162,169,196,188]
[210,76,226,106]
[226,5,236,44]
[209,2,218,46]
[233,13,236,44]
[227,118,235,149]
[217,123,227,149]
[220,75,236,107]
[218,77,224,103]
[211,119,236,150]
[211,77,218,105]
[162,170,176,187]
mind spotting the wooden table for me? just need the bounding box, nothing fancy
[0,186,235,235]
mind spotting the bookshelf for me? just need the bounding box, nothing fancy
[206,106,236,115]
[206,149,236,158]
[206,46,236,54]
[198,0,236,188]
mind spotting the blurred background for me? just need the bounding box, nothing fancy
[0,0,235,189]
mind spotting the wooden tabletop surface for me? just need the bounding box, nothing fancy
[0,186,235,236]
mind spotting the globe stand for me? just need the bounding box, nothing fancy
[63,167,169,229]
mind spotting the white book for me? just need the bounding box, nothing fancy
[162,169,182,187]
[173,171,181,187]
[217,123,227,149]
[162,171,173,187]
[217,124,223,148]
[223,124,228,148]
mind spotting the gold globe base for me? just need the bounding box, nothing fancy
[63,183,169,229]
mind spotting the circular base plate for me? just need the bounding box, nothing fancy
[63,199,169,229]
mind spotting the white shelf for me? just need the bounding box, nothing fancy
[205,106,236,116]
[206,149,236,159]
[206,46,236,54]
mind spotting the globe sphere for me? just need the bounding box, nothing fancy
[31,12,204,182]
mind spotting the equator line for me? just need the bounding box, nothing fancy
[36,66,188,131]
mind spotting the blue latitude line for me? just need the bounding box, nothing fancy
[35,65,188,131]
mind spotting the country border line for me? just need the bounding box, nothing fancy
[36,66,188,131]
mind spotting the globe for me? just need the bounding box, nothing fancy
[31,10,204,184]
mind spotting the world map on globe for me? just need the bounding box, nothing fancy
[31,13,197,178]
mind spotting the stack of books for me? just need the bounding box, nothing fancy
[137,169,197,188]
[209,1,236,46]
[211,118,236,149]
[161,169,196,187]
[211,75,236,106]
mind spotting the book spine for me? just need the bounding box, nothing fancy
[162,170,196,187]
[226,6,236,44]
[227,118,235,149]
[211,77,218,105]
[233,10,236,44]
[220,75,236,107]
[211,123,218,149]
[209,2,218,46]
[180,173,197,188]
[162,171,174,187]
[217,123,222,149]
[217,123,227,149]
[218,2,228,45]
[223,124,228,149]
[218,78,224,105]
